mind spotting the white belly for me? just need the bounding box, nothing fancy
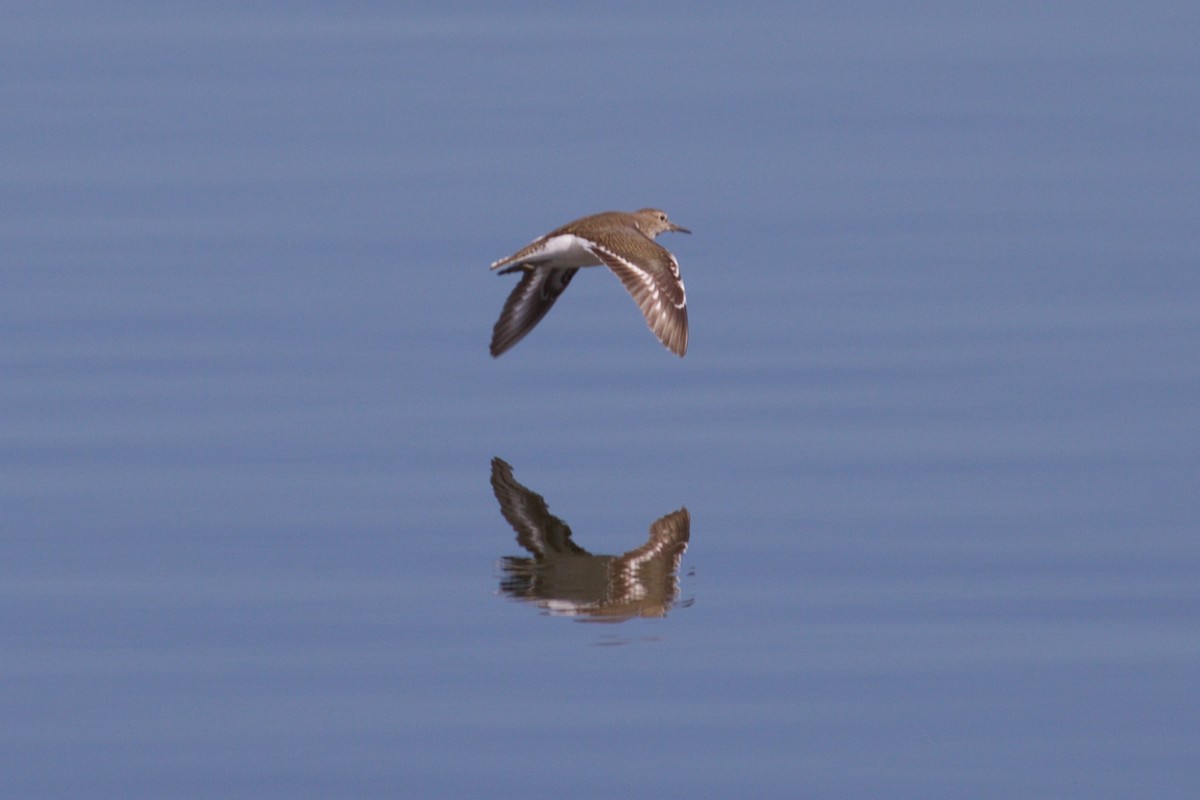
[525,234,604,268]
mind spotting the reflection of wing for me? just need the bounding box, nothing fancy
[490,457,589,558]
[621,508,690,567]
[611,508,690,602]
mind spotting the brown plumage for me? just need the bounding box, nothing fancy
[488,208,690,357]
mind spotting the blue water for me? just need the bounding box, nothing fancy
[3,3,1198,798]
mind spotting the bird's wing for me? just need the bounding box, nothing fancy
[584,232,688,356]
[490,267,578,357]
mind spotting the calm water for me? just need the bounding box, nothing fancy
[3,3,1198,798]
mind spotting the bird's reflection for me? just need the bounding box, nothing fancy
[490,457,691,622]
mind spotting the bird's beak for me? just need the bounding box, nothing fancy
[669,222,691,234]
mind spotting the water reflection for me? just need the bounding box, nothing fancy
[490,457,691,622]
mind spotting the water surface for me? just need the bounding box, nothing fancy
[3,3,1198,798]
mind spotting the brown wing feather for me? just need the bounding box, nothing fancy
[586,234,688,357]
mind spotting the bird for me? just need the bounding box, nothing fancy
[488,208,690,357]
